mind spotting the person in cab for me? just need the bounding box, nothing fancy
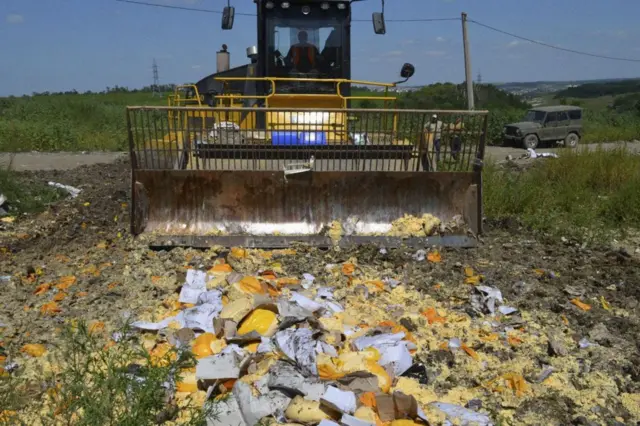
[286,30,320,73]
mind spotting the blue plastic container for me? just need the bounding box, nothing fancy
[271,131,327,145]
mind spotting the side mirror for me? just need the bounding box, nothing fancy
[400,63,415,79]
[372,12,386,35]
[222,6,235,30]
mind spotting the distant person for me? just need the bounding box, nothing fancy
[286,30,320,73]
[421,114,443,171]
[450,117,463,160]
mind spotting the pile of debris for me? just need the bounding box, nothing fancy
[129,250,494,426]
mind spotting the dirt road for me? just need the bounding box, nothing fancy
[1,141,638,172]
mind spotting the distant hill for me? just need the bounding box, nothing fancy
[554,79,640,99]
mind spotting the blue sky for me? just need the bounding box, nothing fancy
[2,0,640,96]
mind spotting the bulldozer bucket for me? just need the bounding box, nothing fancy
[127,106,488,248]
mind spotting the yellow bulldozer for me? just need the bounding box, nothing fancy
[126,0,488,248]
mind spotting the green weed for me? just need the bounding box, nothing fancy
[0,321,217,425]
[0,169,63,214]
[484,145,640,239]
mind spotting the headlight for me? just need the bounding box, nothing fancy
[516,129,522,135]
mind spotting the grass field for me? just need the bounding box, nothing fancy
[0,92,165,152]
[484,145,640,239]
[1,87,639,152]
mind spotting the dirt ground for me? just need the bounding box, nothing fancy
[1,159,639,425]
[1,141,638,171]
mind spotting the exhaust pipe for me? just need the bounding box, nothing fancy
[216,44,230,73]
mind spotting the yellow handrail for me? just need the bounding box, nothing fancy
[214,76,397,109]
[168,84,204,107]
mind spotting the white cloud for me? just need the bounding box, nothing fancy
[425,50,446,56]
[506,40,520,48]
[436,36,446,43]
[593,29,629,39]
[6,14,24,24]
[191,65,201,69]
[401,39,418,46]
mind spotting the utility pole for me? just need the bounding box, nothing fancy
[461,12,475,110]
[477,71,482,84]
[152,58,160,97]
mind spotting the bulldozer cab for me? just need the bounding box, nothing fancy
[127,0,489,249]
[260,1,350,93]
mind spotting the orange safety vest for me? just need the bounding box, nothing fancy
[292,46,316,67]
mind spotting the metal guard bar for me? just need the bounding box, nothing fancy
[126,106,488,248]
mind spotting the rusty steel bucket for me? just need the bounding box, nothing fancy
[127,106,488,248]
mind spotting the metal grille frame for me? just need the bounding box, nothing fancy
[126,106,488,248]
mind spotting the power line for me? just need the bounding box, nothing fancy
[113,0,458,22]
[469,19,640,63]
[112,1,640,62]
[353,17,459,22]
[114,0,255,16]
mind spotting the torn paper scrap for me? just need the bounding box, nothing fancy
[179,269,209,304]
[301,273,315,289]
[383,278,401,288]
[291,292,324,313]
[233,380,291,426]
[267,361,326,401]
[318,420,340,426]
[257,337,276,354]
[379,343,413,376]
[448,338,462,350]
[277,299,314,321]
[274,328,318,376]
[196,350,242,380]
[352,332,406,352]
[316,341,338,358]
[430,402,493,426]
[476,286,504,314]
[131,302,222,334]
[321,386,356,414]
[205,392,247,426]
[498,305,517,315]
[197,290,223,306]
[412,250,426,261]
[48,182,81,198]
[341,414,375,426]
[181,303,222,333]
[318,299,344,314]
[316,287,333,299]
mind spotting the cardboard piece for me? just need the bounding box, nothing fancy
[337,372,380,393]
